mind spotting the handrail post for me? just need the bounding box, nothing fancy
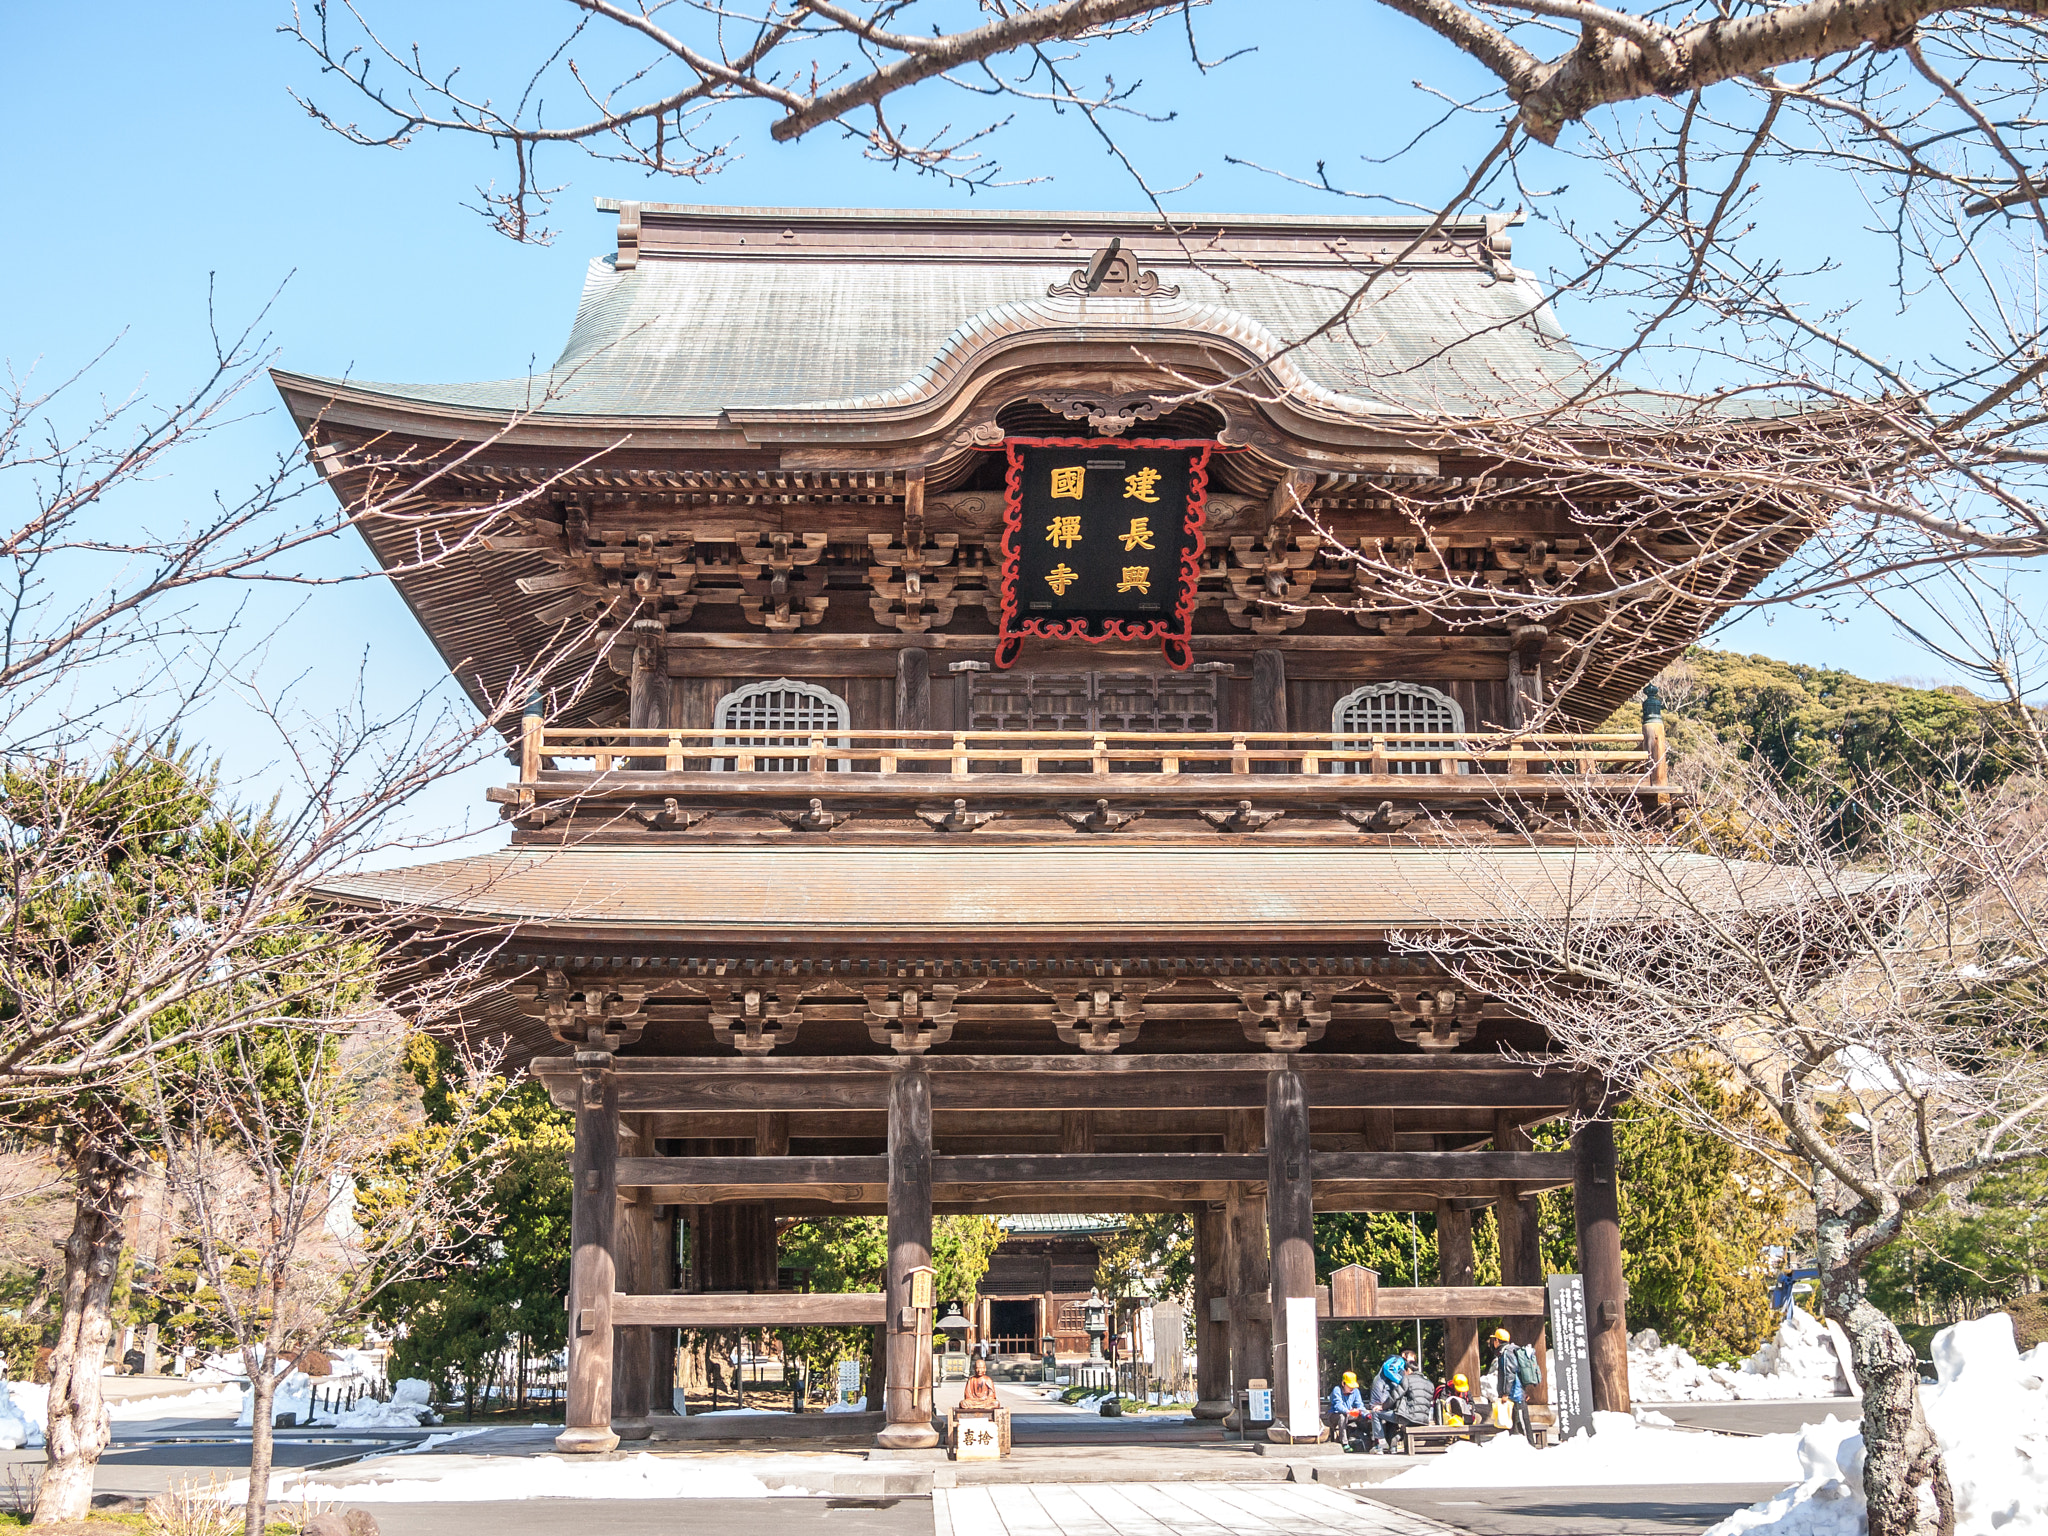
[666,730,682,774]
[1093,734,1110,776]
[1642,683,1669,796]
[952,732,970,778]
[809,732,828,775]
[1230,734,1249,775]
[1370,733,1388,776]
[520,691,544,800]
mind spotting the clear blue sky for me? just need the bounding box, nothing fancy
[0,2,1996,842]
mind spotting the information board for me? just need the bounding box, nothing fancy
[1546,1273,1597,1440]
[995,438,1211,669]
[1283,1295,1321,1440]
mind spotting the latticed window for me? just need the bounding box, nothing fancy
[713,680,850,771]
[1332,683,1465,775]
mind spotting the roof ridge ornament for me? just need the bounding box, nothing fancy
[1047,238,1180,299]
[1025,389,1168,437]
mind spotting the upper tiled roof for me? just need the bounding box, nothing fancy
[292,203,1603,424]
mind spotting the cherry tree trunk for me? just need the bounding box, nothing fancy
[243,1362,278,1536]
[35,1138,131,1526]
[1819,1212,1953,1536]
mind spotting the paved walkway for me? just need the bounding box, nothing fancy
[936,1481,1458,1536]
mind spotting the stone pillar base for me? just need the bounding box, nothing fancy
[875,1421,941,1450]
[612,1415,653,1441]
[555,1425,621,1454]
[1192,1398,1232,1420]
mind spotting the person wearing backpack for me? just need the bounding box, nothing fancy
[1489,1327,1540,1444]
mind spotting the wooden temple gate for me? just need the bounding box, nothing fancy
[292,202,1809,1452]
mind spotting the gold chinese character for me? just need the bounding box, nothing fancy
[1050,466,1086,500]
[1119,517,1155,551]
[1123,467,1162,503]
[1117,566,1151,595]
[1045,515,1083,548]
[1047,563,1079,596]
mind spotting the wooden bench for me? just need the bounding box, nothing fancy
[1400,1421,1551,1454]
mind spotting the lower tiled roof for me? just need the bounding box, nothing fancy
[317,841,1854,944]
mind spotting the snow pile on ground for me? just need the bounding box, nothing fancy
[1632,1308,1853,1402]
[321,1377,438,1429]
[112,1383,242,1419]
[238,1373,438,1429]
[0,1377,39,1450]
[1706,1313,2048,1536]
[0,1378,241,1448]
[1381,1409,1810,1489]
[221,1453,851,1504]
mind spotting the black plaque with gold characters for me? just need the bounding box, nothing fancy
[995,438,1212,669]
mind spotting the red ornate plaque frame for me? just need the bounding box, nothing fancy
[994,436,1213,670]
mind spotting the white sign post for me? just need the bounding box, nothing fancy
[1283,1295,1320,1440]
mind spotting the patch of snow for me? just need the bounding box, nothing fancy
[404,1429,494,1454]
[1706,1313,2048,1536]
[822,1396,868,1414]
[0,1378,40,1450]
[1631,1308,1853,1403]
[0,1378,246,1447]
[219,1452,849,1503]
[114,1383,242,1419]
[239,1373,439,1429]
[1382,1409,1816,1489]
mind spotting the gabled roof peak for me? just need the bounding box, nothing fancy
[596,198,1519,274]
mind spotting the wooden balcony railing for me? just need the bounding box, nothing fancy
[518,720,1667,785]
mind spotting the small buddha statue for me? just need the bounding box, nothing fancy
[959,1354,1000,1410]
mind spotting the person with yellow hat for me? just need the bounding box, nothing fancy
[1490,1326,1539,1443]
[1434,1370,1477,1427]
[1326,1369,1367,1450]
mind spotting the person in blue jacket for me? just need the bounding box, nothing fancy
[1327,1370,1367,1450]
[1365,1355,1407,1452]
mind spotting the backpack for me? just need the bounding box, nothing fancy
[1514,1345,1542,1387]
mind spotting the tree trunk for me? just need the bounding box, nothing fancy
[1819,1210,1953,1536]
[243,1359,277,1536]
[36,1136,133,1526]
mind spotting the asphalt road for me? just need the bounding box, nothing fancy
[1365,1482,1788,1535]
[1653,1399,1860,1437]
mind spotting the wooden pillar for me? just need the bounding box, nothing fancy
[611,1116,656,1439]
[1265,1063,1317,1442]
[868,1322,887,1412]
[1251,649,1286,774]
[1508,626,1547,730]
[878,1062,938,1448]
[629,632,667,729]
[557,1056,620,1453]
[1192,1204,1231,1418]
[650,1201,678,1418]
[1494,1116,1549,1406]
[752,1113,789,1291]
[897,647,930,773]
[1437,1201,1480,1391]
[1573,1092,1631,1412]
[1223,1109,1270,1427]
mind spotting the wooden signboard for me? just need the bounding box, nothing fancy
[1546,1273,1597,1440]
[995,438,1211,669]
